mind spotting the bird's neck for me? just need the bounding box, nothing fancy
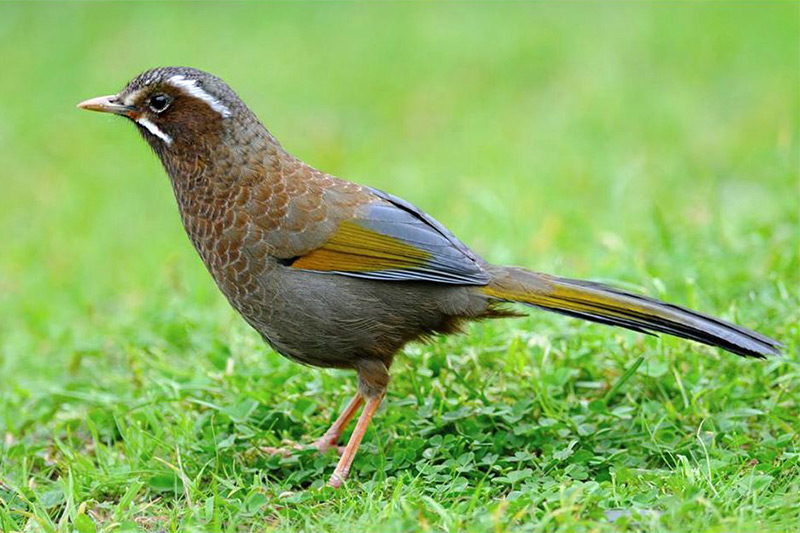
[160,120,284,202]
[156,121,292,255]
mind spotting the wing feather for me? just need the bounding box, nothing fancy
[289,189,489,285]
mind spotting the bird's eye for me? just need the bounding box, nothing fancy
[148,94,171,113]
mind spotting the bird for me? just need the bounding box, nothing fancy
[78,66,781,488]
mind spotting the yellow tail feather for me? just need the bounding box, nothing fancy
[482,266,781,359]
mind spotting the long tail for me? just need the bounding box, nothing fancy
[482,266,781,358]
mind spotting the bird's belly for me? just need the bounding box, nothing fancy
[220,266,486,370]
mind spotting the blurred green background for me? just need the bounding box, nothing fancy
[0,2,797,532]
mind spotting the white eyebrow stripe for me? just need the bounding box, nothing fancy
[123,88,145,107]
[167,75,232,118]
[136,117,173,145]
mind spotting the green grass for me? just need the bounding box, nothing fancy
[1,2,798,532]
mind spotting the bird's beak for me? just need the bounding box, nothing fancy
[76,94,135,116]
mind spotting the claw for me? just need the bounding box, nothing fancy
[261,440,345,458]
[260,443,302,457]
[328,470,347,488]
[313,438,346,455]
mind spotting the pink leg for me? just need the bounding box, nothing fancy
[328,393,384,488]
[313,393,364,453]
[261,394,364,457]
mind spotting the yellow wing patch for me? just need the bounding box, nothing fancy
[291,220,432,272]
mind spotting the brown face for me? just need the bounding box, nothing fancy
[78,73,232,152]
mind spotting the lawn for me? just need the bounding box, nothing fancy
[0,2,798,532]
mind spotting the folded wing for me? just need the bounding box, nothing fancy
[289,188,490,285]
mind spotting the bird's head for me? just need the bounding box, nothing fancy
[78,67,249,156]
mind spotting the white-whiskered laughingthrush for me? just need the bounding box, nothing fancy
[79,67,781,488]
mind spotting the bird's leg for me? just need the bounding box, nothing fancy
[260,394,363,457]
[328,359,389,488]
[328,392,384,488]
[313,393,364,453]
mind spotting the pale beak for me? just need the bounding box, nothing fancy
[76,94,135,116]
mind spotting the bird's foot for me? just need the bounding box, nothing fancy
[260,438,344,458]
[312,436,346,456]
[328,468,349,488]
[259,441,303,457]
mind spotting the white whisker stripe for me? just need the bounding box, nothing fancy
[168,75,232,118]
[137,117,173,145]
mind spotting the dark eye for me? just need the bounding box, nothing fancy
[148,94,171,113]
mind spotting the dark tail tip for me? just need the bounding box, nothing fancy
[556,277,784,360]
[483,266,783,360]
